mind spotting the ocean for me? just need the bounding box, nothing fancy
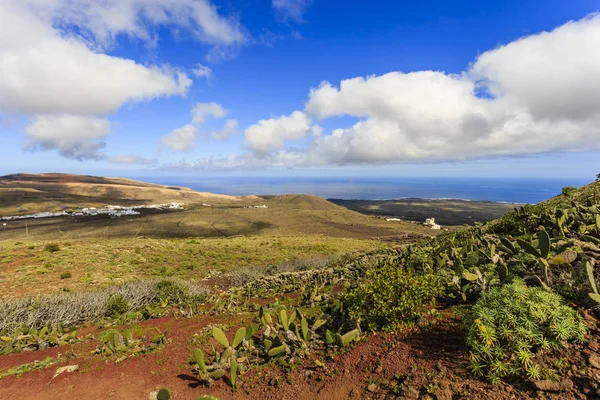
[136,177,591,204]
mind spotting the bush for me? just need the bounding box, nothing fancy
[105,294,129,317]
[467,281,586,383]
[561,186,576,198]
[60,272,71,279]
[157,280,189,305]
[341,265,444,332]
[44,243,60,253]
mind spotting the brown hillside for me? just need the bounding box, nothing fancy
[270,194,341,211]
[0,173,239,215]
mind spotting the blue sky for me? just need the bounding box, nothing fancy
[0,0,599,179]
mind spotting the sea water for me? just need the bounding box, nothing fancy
[135,176,591,204]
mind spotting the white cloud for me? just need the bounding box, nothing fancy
[244,111,320,155]
[109,155,157,165]
[192,103,228,124]
[161,124,198,152]
[161,102,232,151]
[470,13,600,120]
[211,119,239,140]
[24,115,111,160]
[172,14,600,170]
[193,64,213,79]
[22,0,246,49]
[0,0,245,161]
[272,0,312,22]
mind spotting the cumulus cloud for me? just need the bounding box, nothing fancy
[244,111,321,155]
[24,115,111,161]
[193,64,213,79]
[0,0,245,160]
[192,103,228,124]
[109,155,157,165]
[172,13,600,170]
[272,0,312,22]
[161,103,232,151]
[161,124,198,152]
[211,119,239,140]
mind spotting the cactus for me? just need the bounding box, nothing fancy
[499,237,517,255]
[211,327,229,348]
[230,358,238,389]
[300,318,309,342]
[463,271,478,282]
[517,239,541,258]
[325,330,334,345]
[267,344,286,357]
[538,230,550,259]
[209,369,225,379]
[340,329,359,347]
[156,388,170,400]
[194,348,207,373]
[246,324,258,340]
[232,327,246,349]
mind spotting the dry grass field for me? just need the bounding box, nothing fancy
[0,235,385,299]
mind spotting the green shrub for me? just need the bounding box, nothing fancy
[341,265,444,332]
[561,186,576,198]
[156,280,187,304]
[60,272,71,279]
[44,243,60,253]
[467,281,586,383]
[105,294,129,317]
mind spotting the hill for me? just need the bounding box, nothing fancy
[0,173,240,216]
[0,178,598,399]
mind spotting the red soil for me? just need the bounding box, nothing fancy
[0,307,588,400]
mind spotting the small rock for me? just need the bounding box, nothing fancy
[534,380,561,392]
[53,365,79,379]
[375,365,383,374]
[590,353,600,369]
[590,340,600,352]
[367,383,378,392]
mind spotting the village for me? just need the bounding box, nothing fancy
[0,202,185,222]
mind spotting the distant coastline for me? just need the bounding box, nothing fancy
[134,176,588,205]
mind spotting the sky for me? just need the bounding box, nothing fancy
[0,0,599,179]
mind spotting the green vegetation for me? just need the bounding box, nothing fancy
[95,326,167,357]
[342,266,443,331]
[467,281,586,383]
[105,294,129,318]
[0,323,79,354]
[157,388,171,400]
[192,305,359,389]
[0,356,65,379]
[0,175,599,396]
[561,186,576,198]
[43,243,60,253]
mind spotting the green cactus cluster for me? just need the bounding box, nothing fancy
[0,324,79,354]
[95,327,167,357]
[192,305,360,390]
